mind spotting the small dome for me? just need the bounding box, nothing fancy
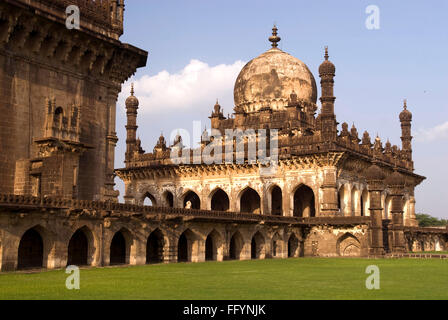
[364,163,385,181]
[318,47,335,76]
[126,84,139,108]
[400,100,412,122]
[233,27,317,113]
[385,170,405,187]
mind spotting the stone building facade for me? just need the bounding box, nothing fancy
[0,1,446,272]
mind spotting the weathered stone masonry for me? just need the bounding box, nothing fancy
[0,1,446,272]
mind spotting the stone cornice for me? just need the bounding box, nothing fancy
[0,1,147,84]
[115,152,346,181]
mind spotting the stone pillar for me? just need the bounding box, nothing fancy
[386,170,407,253]
[319,167,340,217]
[282,183,291,217]
[102,85,120,202]
[364,162,385,256]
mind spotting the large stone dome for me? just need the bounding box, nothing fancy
[234,29,317,113]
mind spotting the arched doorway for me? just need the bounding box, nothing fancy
[211,189,229,211]
[351,186,359,216]
[251,231,265,259]
[143,192,157,206]
[163,191,174,208]
[229,231,244,260]
[293,185,315,217]
[337,233,361,257]
[67,229,89,266]
[205,230,222,261]
[17,228,43,270]
[240,188,261,214]
[288,234,299,258]
[360,189,368,216]
[270,186,282,215]
[146,229,164,264]
[110,231,127,265]
[178,229,196,262]
[183,191,200,209]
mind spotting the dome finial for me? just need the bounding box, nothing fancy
[403,98,407,110]
[324,46,329,60]
[269,25,281,48]
[131,83,135,96]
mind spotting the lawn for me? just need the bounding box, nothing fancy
[0,258,447,300]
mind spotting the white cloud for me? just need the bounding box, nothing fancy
[119,59,246,115]
[415,121,448,142]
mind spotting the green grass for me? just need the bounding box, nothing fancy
[0,258,447,300]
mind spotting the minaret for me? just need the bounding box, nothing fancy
[399,99,413,166]
[125,83,139,165]
[318,47,337,141]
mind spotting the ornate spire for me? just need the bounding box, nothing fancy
[269,25,281,48]
[131,83,134,96]
[324,46,329,60]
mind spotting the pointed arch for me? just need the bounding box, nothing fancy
[360,188,369,216]
[177,229,198,262]
[146,228,165,264]
[210,188,230,211]
[67,226,95,266]
[336,233,361,257]
[338,184,350,216]
[251,231,265,259]
[229,231,244,260]
[143,192,157,206]
[293,184,315,217]
[182,190,200,209]
[287,233,301,258]
[163,191,174,208]
[17,227,44,270]
[269,185,282,216]
[351,185,360,216]
[205,229,223,261]
[239,187,261,214]
[110,228,132,265]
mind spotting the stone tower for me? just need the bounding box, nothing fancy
[0,0,147,201]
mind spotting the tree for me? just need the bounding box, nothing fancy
[415,213,448,227]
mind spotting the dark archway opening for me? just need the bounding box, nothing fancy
[288,234,299,258]
[67,229,88,266]
[205,235,215,261]
[143,192,156,206]
[240,188,261,214]
[146,229,164,264]
[110,231,126,265]
[293,185,315,217]
[251,237,256,259]
[164,191,174,208]
[251,232,264,259]
[271,186,282,215]
[17,229,43,270]
[178,233,189,262]
[183,191,200,209]
[229,232,243,260]
[211,189,230,211]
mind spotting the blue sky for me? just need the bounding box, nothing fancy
[115,0,448,218]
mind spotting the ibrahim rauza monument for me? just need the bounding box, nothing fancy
[0,0,446,272]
